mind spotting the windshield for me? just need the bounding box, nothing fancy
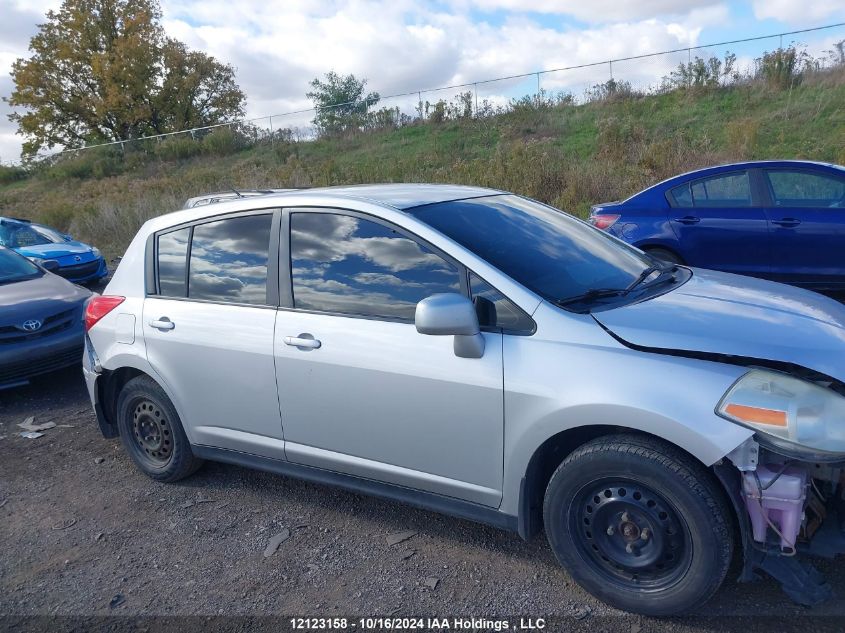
[32,224,70,243]
[408,194,654,302]
[0,220,56,247]
[0,248,42,284]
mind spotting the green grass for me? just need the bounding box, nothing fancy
[2,68,844,262]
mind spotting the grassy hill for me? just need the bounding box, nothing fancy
[1,66,844,262]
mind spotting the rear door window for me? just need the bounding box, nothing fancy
[157,227,190,297]
[765,170,845,208]
[155,214,274,304]
[188,214,273,305]
[670,172,752,208]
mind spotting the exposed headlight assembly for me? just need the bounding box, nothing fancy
[92,247,102,258]
[717,369,845,460]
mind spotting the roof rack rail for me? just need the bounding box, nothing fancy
[182,188,299,209]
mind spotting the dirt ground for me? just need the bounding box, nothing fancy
[3,368,845,632]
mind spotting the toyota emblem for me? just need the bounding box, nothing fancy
[74,255,81,262]
[22,319,42,332]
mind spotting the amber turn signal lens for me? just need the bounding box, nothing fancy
[724,403,788,427]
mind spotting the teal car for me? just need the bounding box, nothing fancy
[0,217,107,285]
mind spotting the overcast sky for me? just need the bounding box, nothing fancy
[1,0,844,162]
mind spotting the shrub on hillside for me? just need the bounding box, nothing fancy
[664,53,738,90]
[45,146,124,180]
[0,164,27,185]
[201,126,252,156]
[755,45,814,89]
[154,135,203,161]
[585,79,636,103]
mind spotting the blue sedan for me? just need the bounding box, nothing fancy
[0,217,108,285]
[589,160,845,291]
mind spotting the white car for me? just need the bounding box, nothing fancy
[84,184,845,615]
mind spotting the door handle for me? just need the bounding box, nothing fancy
[673,216,701,225]
[149,318,175,331]
[772,217,801,228]
[284,334,321,350]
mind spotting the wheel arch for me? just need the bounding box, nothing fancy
[636,242,686,264]
[515,424,740,542]
[98,366,148,432]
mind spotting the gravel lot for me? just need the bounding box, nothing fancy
[3,368,845,632]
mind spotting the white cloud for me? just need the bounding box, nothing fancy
[466,0,721,23]
[752,0,845,26]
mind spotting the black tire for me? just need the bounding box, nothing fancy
[116,375,203,482]
[647,247,684,265]
[543,434,733,616]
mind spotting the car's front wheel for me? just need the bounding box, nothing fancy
[543,434,733,616]
[116,375,203,482]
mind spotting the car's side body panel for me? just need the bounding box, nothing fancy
[142,297,283,452]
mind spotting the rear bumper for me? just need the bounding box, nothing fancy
[82,335,116,438]
[0,326,84,388]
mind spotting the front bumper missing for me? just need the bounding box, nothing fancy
[716,448,845,606]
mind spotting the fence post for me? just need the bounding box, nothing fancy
[609,60,613,81]
[687,48,692,87]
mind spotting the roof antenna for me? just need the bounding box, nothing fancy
[231,188,244,198]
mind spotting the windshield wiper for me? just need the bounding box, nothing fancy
[625,263,676,293]
[556,264,679,309]
[555,287,628,307]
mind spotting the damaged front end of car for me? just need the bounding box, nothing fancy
[713,368,845,605]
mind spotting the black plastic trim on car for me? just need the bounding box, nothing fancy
[192,444,519,534]
[90,373,118,439]
[278,209,294,309]
[144,233,156,295]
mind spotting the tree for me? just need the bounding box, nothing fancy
[6,0,245,157]
[307,71,379,135]
[150,40,246,134]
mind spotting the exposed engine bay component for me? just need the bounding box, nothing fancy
[723,443,845,605]
[741,464,806,552]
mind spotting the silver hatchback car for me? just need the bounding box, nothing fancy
[83,184,845,615]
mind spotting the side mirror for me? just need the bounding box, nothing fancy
[415,293,485,359]
[41,259,60,272]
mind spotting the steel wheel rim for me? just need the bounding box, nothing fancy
[131,399,172,466]
[569,478,692,591]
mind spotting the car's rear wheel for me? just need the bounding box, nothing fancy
[543,434,733,616]
[116,375,203,482]
[646,248,684,265]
